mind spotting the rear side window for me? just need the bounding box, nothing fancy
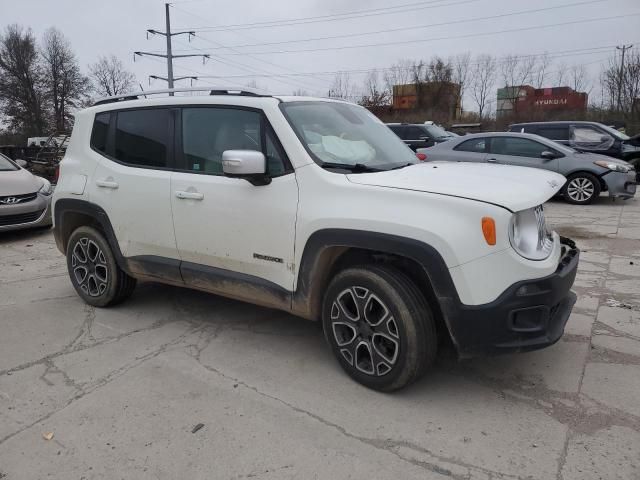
[406,126,427,139]
[114,109,170,168]
[537,126,570,141]
[491,137,547,158]
[454,138,487,153]
[90,112,110,154]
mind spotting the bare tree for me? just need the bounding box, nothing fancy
[88,54,136,97]
[0,24,47,136]
[292,88,308,96]
[452,52,471,113]
[569,64,590,92]
[554,62,569,86]
[41,27,89,131]
[383,59,413,91]
[328,72,355,99]
[358,69,390,108]
[601,49,640,113]
[533,53,552,88]
[471,54,497,120]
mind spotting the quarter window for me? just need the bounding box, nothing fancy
[454,138,487,153]
[90,112,110,154]
[114,109,170,168]
[491,137,548,158]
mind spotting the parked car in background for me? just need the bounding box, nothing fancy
[0,153,53,231]
[53,87,579,391]
[509,121,640,166]
[418,132,637,205]
[387,122,456,151]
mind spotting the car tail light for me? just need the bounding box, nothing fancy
[416,153,427,161]
[53,165,60,184]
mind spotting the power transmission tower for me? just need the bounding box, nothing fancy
[616,44,633,111]
[135,3,209,92]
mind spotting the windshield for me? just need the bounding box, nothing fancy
[280,101,417,170]
[599,124,630,141]
[424,124,450,138]
[0,154,18,171]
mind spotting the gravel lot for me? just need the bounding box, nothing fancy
[0,196,639,480]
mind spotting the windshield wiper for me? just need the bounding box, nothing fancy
[320,162,382,172]
[389,162,416,170]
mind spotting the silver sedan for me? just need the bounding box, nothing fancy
[0,154,53,232]
[417,132,637,205]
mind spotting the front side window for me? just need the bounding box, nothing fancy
[181,107,266,175]
[491,137,548,158]
[90,112,110,154]
[454,138,487,153]
[114,109,170,168]
[571,126,614,151]
[280,102,417,170]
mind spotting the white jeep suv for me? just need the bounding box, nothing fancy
[52,87,579,391]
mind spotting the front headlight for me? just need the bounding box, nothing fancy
[594,160,631,173]
[38,178,53,196]
[509,205,554,261]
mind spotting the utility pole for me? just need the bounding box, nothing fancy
[135,3,209,94]
[616,44,633,111]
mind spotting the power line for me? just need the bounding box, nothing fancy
[172,0,480,32]
[173,0,609,51]
[197,13,640,56]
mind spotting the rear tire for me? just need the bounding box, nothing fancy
[563,172,600,205]
[66,226,136,307]
[322,265,437,391]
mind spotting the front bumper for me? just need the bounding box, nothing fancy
[448,237,579,358]
[603,170,637,199]
[0,194,52,232]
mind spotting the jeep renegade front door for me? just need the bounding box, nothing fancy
[170,106,298,291]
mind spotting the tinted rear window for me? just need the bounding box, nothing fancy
[90,112,110,153]
[537,126,570,141]
[114,109,170,168]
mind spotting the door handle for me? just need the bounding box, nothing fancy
[486,158,499,163]
[176,191,204,200]
[96,179,119,189]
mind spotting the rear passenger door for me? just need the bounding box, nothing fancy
[487,137,560,172]
[90,108,180,274]
[170,106,298,292]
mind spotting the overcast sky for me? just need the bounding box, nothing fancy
[1,0,638,104]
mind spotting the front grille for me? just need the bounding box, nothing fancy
[0,192,38,205]
[0,209,44,227]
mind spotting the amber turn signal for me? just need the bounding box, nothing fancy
[481,217,496,245]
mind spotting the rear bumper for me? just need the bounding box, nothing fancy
[448,237,579,357]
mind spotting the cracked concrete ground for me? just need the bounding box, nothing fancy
[0,196,639,480]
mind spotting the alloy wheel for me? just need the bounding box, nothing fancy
[567,177,595,203]
[330,287,400,376]
[71,237,109,297]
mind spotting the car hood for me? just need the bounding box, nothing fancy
[347,162,566,212]
[0,168,43,196]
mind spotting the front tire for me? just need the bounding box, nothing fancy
[322,265,437,391]
[563,172,601,205]
[66,226,136,307]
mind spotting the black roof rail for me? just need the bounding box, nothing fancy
[93,86,269,106]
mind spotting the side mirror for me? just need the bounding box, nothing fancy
[16,159,28,168]
[600,135,611,143]
[540,151,557,160]
[222,150,270,186]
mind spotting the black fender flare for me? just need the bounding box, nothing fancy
[292,229,461,340]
